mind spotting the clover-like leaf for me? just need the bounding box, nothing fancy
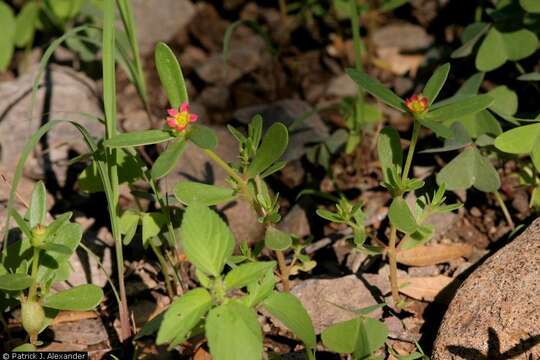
[436,147,500,193]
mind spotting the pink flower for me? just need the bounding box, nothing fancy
[404,94,429,114]
[166,102,198,132]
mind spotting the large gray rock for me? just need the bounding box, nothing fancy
[132,0,195,55]
[0,65,104,186]
[433,219,540,359]
[161,126,265,244]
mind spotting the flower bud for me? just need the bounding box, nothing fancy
[31,224,47,247]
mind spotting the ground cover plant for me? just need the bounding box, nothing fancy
[0,0,538,358]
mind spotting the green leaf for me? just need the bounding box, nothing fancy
[46,0,84,21]
[476,28,538,71]
[322,317,360,353]
[141,212,165,247]
[423,63,450,105]
[488,86,518,116]
[103,129,174,148]
[354,318,389,358]
[206,302,263,360]
[247,123,289,177]
[436,147,500,192]
[401,224,435,250]
[79,148,145,193]
[10,209,32,240]
[316,209,344,223]
[427,94,493,122]
[44,284,103,310]
[181,204,235,276]
[517,72,540,81]
[451,22,490,59]
[521,0,540,12]
[418,119,453,139]
[40,243,72,255]
[494,123,540,154]
[388,198,417,234]
[0,2,15,71]
[14,1,39,48]
[0,273,33,291]
[476,27,506,71]
[456,73,485,96]
[421,123,472,153]
[175,181,236,206]
[346,69,407,112]
[377,127,403,182]
[502,30,538,61]
[187,125,218,150]
[29,181,47,227]
[263,292,316,349]
[119,210,140,234]
[12,343,36,352]
[151,139,186,179]
[224,261,276,289]
[44,212,72,241]
[455,110,501,139]
[155,42,188,108]
[244,269,276,308]
[531,135,540,171]
[157,288,212,346]
[248,114,263,150]
[260,160,287,178]
[264,226,292,251]
[45,223,82,255]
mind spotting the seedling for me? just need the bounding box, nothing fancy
[0,182,103,349]
[151,204,317,359]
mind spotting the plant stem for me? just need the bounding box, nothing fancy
[202,149,291,292]
[348,0,365,154]
[79,242,121,306]
[103,0,131,341]
[402,119,421,182]
[387,225,400,306]
[279,0,287,18]
[28,247,40,302]
[150,240,175,299]
[494,191,515,229]
[275,250,290,292]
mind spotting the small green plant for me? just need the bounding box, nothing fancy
[452,0,539,72]
[1,182,103,349]
[318,63,494,306]
[321,304,388,359]
[151,204,316,359]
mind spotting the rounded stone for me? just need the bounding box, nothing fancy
[432,218,540,359]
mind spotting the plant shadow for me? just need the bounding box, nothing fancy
[446,327,540,359]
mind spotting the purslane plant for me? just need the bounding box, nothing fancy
[0,182,103,349]
[318,63,494,306]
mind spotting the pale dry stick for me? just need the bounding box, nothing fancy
[494,191,515,230]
